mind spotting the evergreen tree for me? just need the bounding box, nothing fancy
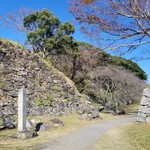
[24,9,77,57]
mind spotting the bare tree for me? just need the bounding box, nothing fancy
[68,0,150,56]
[0,8,34,32]
[85,66,146,111]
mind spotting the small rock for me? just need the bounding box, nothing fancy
[16,130,38,139]
[18,71,28,76]
[137,116,145,123]
[26,89,34,95]
[7,91,18,97]
[26,120,33,129]
[146,116,150,123]
[77,109,84,115]
[138,112,146,119]
[50,118,64,127]
[82,107,91,114]
[88,111,100,119]
[3,105,16,115]
[3,86,14,91]
[36,122,53,131]
[14,76,25,82]
[115,109,126,115]
[143,88,150,98]
[78,113,89,120]
[2,115,15,129]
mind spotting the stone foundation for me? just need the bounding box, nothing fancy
[137,88,150,123]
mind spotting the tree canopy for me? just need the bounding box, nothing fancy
[23,9,78,57]
[108,56,147,80]
[68,0,150,58]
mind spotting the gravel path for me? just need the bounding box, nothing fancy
[35,114,136,150]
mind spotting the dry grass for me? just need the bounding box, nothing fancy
[0,38,22,48]
[92,122,150,150]
[123,102,140,114]
[91,103,150,150]
[91,124,135,150]
[0,112,116,150]
[125,123,150,150]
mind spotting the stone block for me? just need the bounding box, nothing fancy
[138,106,150,114]
[143,107,150,114]
[137,116,145,123]
[138,106,145,112]
[3,105,16,115]
[138,112,146,119]
[50,118,64,127]
[146,117,150,123]
[2,115,15,129]
[88,110,100,119]
[140,96,150,106]
[36,122,54,132]
[143,88,150,98]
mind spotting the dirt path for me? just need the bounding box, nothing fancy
[35,114,136,150]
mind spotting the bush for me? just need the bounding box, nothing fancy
[35,98,43,106]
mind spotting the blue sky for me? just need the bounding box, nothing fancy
[0,0,149,83]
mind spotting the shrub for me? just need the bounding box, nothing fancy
[35,98,43,106]
[45,96,53,106]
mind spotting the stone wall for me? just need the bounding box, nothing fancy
[0,39,99,120]
[137,88,150,123]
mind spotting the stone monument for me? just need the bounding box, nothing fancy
[137,88,150,123]
[17,88,38,139]
[18,88,26,131]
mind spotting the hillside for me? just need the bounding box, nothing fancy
[0,38,99,119]
[49,43,146,114]
[0,38,146,119]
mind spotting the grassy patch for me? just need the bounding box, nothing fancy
[147,84,150,88]
[0,82,4,89]
[0,112,115,150]
[122,102,140,114]
[92,122,150,150]
[125,123,150,150]
[92,125,135,150]
[0,38,22,49]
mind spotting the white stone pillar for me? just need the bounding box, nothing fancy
[18,88,26,131]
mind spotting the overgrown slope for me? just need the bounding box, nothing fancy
[0,38,99,118]
[49,43,146,113]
